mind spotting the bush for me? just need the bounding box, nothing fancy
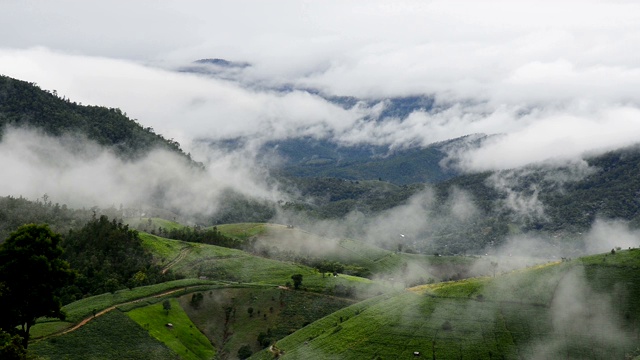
[237,344,253,359]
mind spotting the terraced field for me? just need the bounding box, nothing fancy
[250,250,640,360]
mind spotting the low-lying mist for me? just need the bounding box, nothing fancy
[0,127,284,220]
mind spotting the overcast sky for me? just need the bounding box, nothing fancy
[2,0,640,171]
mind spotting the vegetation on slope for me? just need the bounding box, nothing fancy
[127,298,215,360]
[60,215,165,302]
[251,249,640,360]
[177,287,355,359]
[30,311,176,360]
[0,75,191,161]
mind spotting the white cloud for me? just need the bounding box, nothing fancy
[1,0,640,172]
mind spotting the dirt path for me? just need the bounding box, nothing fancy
[37,287,190,341]
[162,246,192,274]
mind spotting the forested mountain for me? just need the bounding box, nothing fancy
[0,75,192,161]
[259,136,459,185]
[2,73,640,255]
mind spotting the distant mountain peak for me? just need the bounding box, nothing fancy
[192,58,251,68]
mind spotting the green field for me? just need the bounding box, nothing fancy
[162,237,389,298]
[30,278,223,340]
[216,223,268,240]
[28,225,640,360]
[216,223,485,284]
[30,311,177,360]
[177,287,356,359]
[127,298,215,360]
[250,250,640,359]
[126,217,186,232]
[140,232,192,266]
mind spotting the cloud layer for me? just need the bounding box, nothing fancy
[2,1,640,200]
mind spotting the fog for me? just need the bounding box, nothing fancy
[0,127,282,218]
[526,267,634,359]
[0,1,639,257]
[1,3,639,358]
[1,1,640,173]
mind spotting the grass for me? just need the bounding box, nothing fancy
[178,287,356,359]
[216,223,268,240]
[167,239,389,298]
[127,298,215,360]
[28,321,73,339]
[53,279,220,323]
[139,232,191,266]
[250,250,640,360]
[30,311,176,360]
[215,222,479,284]
[125,217,185,232]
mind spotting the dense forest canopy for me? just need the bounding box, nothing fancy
[0,75,194,162]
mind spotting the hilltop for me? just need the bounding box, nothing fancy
[0,75,194,162]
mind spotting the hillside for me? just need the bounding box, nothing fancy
[259,136,458,185]
[250,249,640,360]
[0,75,192,161]
[26,228,382,359]
[216,223,490,285]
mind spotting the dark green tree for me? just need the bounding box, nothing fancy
[291,274,303,290]
[0,224,75,347]
[162,299,172,314]
[62,215,162,298]
[237,344,253,359]
[0,329,27,360]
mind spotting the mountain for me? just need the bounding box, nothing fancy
[0,75,193,161]
[260,136,460,185]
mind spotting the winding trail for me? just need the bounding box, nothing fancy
[35,287,192,341]
[162,246,192,274]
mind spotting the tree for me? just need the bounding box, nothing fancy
[190,292,204,308]
[0,224,75,347]
[237,344,253,359]
[0,330,27,360]
[291,274,303,290]
[62,215,162,298]
[162,299,172,314]
[247,307,254,317]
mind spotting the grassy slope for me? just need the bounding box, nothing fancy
[163,235,388,299]
[178,287,356,359]
[30,311,177,360]
[251,250,640,360]
[31,278,221,339]
[139,232,191,267]
[127,298,215,360]
[217,223,479,283]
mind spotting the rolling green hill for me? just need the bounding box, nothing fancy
[250,249,640,360]
[216,223,512,285]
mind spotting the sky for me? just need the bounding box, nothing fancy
[2,0,640,173]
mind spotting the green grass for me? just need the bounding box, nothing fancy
[214,222,479,284]
[28,321,73,339]
[58,279,220,323]
[30,311,176,360]
[178,287,356,359]
[125,217,185,231]
[579,248,640,267]
[250,251,640,360]
[216,223,268,240]
[140,232,191,266]
[168,240,389,298]
[127,299,215,360]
